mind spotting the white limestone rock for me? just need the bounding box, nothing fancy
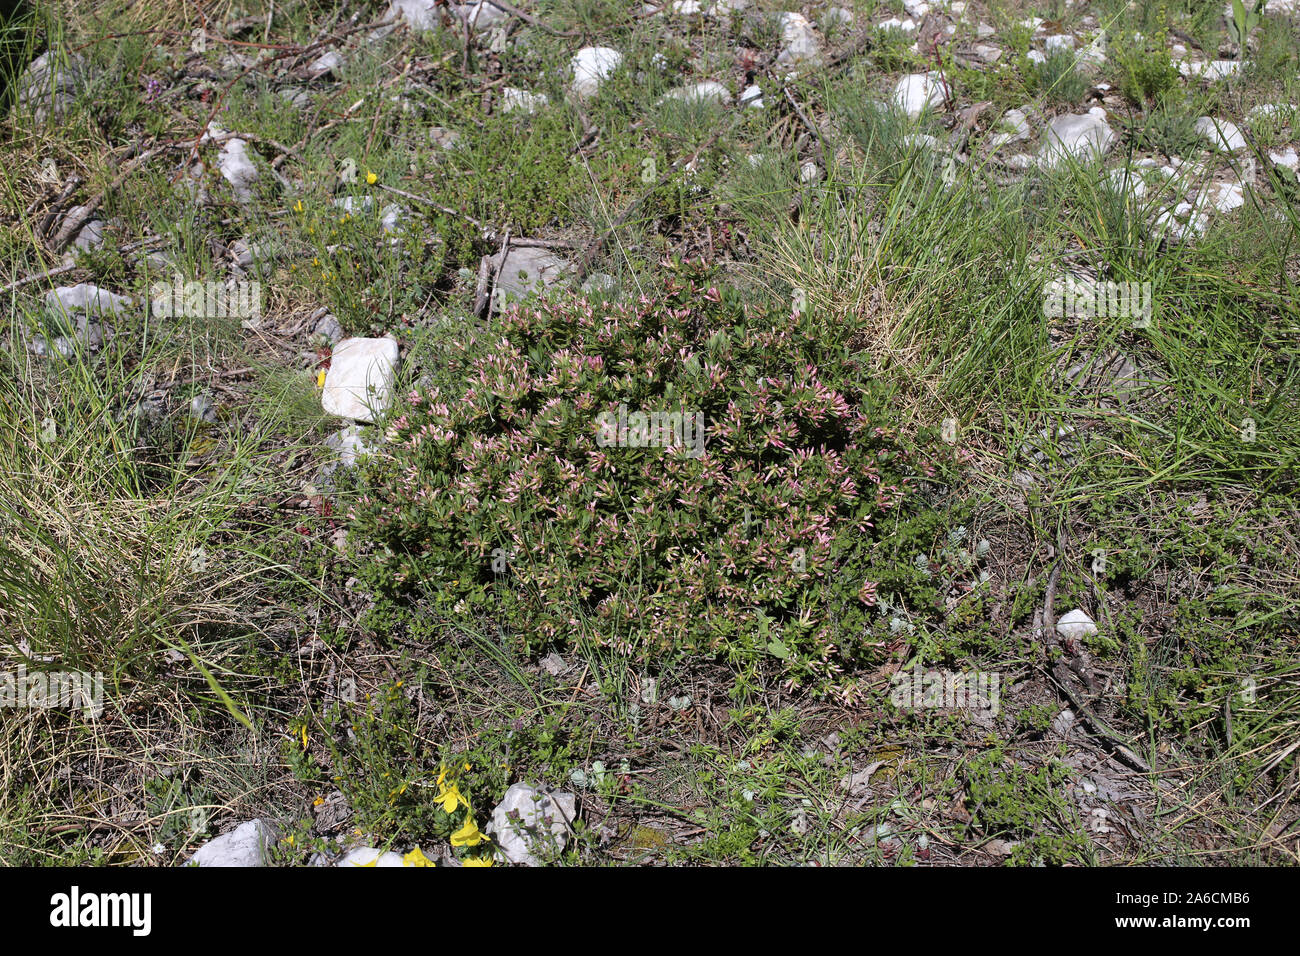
[186,819,276,867]
[893,72,948,119]
[776,12,822,73]
[659,80,732,106]
[336,847,406,867]
[570,47,622,100]
[322,337,400,423]
[1038,108,1115,168]
[1056,608,1099,641]
[1194,116,1248,152]
[486,784,577,866]
[502,87,550,114]
[219,138,259,202]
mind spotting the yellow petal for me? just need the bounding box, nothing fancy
[436,783,467,813]
[462,856,493,867]
[450,818,484,847]
[403,847,435,867]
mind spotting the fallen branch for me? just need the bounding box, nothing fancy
[1039,558,1153,775]
[1,237,167,296]
[49,145,172,252]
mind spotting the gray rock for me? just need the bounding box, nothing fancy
[13,52,88,125]
[379,203,405,235]
[388,0,442,31]
[186,819,275,867]
[821,6,853,30]
[278,86,312,109]
[65,207,106,252]
[27,316,103,358]
[570,46,623,101]
[314,312,345,344]
[189,393,219,423]
[229,238,275,273]
[428,126,463,152]
[1065,349,1166,404]
[659,81,732,107]
[502,87,550,114]
[581,273,616,295]
[486,783,577,866]
[988,108,1032,150]
[458,1,509,31]
[29,283,133,358]
[1052,708,1076,736]
[495,246,573,307]
[325,424,377,468]
[307,50,343,78]
[776,12,821,74]
[1195,116,1247,152]
[1038,108,1115,168]
[218,138,259,202]
[1178,60,1238,81]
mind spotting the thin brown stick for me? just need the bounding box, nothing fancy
[49,147,172,252]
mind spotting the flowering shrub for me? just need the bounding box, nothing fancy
[348,260,958,693]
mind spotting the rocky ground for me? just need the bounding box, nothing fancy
[1,0,1298,866]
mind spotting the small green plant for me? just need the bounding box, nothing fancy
[1028,50,1091,108]
[348,261,961,694]
[1226,0,1265,52]
[962,749,1092,865]
[1111,29,1181,106]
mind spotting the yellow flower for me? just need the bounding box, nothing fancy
[293,200,304,213]
[403,847,435,867]
[436,782,467,813]
[313,796,325,807]
[300,724,309,749]
[450,817,485,847]
[316,369,327,388]
[462,856,493,867]
[366,171,378,185]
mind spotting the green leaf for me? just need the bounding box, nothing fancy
[767,639,790,660]
[191,656,253,730]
